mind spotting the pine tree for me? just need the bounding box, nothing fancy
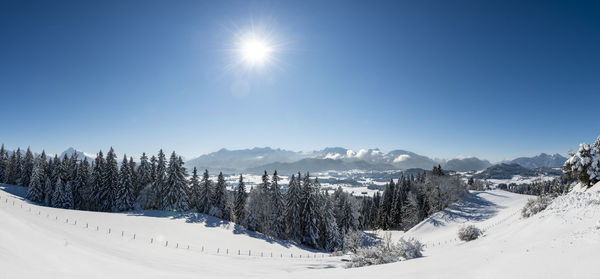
[245,185,262,232]
[390,178,403,228]
[269,171,285,238]
[378,179,395,229]
[7,149,20,185]
[89,151,105,211]
[100,147,119,211]
[21,147,34,187]
[322,193,341,251]
[337,192,356,236]
[162,152,189,211]
[73,158,91,210]
[137,152,153,197]
[43,176,53,206]
[36,151,48,202]
[151,150,167,209]
[284,173,302,241]
[209,172,230,219]
[233,174,247,224]
[300,173,320,248]
[256,171,271,233]
[51,177,63,207]
[188,167,201,211]
[0,144,8,183]
[198,169,212,213]
[26,156,45,203]
[129,157,138,198]
[115,155,136,211]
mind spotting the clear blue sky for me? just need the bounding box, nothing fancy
[1,0,598,162]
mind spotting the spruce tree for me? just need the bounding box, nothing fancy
[198,169,212,214]
[0,144,7,183]
[26,157,45,203]
[51,177,63,207]
[101,147,119,211]
[73,159,91,210]
[233,174,247,224]
[89,151,105,211]
[257,171,271,233]
[137,152,153,197]
[151,150,167,209]
[300,173,320,248]
[269,171,285,238]
[284,173,302,241]
[7,150,19,185]
[162,152,189,211]
[188,167,201,211]
[209,172,230,220]
[115,155,136,211]
[322,193,341,251]
[129,157,138,198]
[43,176,53,206]
[390,178,403,228]
[21,147,34,187]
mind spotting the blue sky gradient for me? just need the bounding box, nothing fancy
[1,0,599,161]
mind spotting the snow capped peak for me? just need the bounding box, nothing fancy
[59,147,96,161]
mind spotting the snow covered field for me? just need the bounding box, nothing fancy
[1,183,598,278]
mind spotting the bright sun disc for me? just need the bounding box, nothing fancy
[240,38,272,66]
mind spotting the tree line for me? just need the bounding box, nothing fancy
[0,145,468,251]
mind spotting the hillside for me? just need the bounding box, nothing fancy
[2,183,598,278]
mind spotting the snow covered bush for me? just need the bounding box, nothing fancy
[521,195,552,218]
[563,136,600,188]
[458,224,481,241]
[342,230,367,253]
[347,233,422,268]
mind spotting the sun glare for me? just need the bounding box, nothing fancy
[241,38,272,65]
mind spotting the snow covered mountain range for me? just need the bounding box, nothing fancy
[182,147,566,174]
[29,147,566,174]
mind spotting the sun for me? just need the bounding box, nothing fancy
[234,31,276,68]
[241,38,272,65]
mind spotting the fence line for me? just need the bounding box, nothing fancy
[0,193,334,262]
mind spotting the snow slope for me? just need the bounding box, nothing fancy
[1,185,599,278]
[289,187,600,279]
[0,184,338,279]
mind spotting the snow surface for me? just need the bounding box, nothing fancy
[1,184,599,278]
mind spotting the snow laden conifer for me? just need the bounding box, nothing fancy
[7,149,21,185]
[322,192,341,251]
[245,185,262,232]
[233,174,247,224]
[198,169,212,214]
[136,153,153,197]
[128,157,138,196]
[89,151,105,211]
[285,173,302,241]
[151,150,167,209]
[73,158,91,210]
[564,136,600,187]
[43,176,53,206]
[99,148,119,212]
[162,152,189,211]
[21,147,34,187]
[269,171,285,238]
[209,172,230,220]
[115,155,136,211]
[26,157,45,203]
[0,144,8,183]
[300,173,321,249]
[188,167,201,211]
